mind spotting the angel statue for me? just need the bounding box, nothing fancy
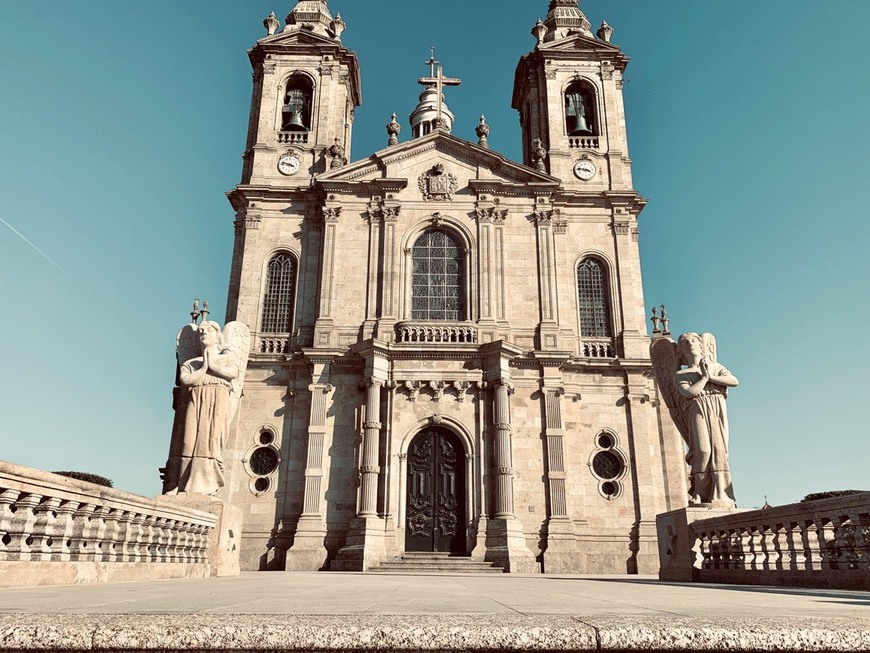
[651,332,739,505]
[162,319,250,495]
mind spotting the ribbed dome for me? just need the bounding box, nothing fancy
[285,0,339,38]
[409,86,455,138]
[543,0,593,42]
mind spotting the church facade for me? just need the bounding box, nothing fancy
[212,0,687,573]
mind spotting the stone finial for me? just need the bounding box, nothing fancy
[386,113,401,146]
[328,138,346,169]
[532,19,546,45]
[650,306,661,335]
[660,305,670,336]
[200,300,209,322]
[597,20,613,43]
[475,115,490,149]
[331,12,346,39]
[532,137,548,172]
[264,11,280,36]
[190,298,201,324]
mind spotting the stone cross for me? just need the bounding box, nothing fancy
[418,49,461,130]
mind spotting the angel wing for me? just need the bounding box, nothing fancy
[649,338,692,451]
[222,322,251,399]
[176,323,202,367]
[701,332,717,363]
[221,321,251,426]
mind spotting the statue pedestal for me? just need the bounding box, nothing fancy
[156,495,243,577]
[284,516,329,571]
[483,517,538,574]
[331,516,387,571]
[656,504,744,582]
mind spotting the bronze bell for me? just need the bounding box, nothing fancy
[282,110,306,131]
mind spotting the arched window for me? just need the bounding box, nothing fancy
[577,257,611,337]
[411,229,465,321]
[281,76,314,131]
[564,81,597,136]
[261,252,296,333]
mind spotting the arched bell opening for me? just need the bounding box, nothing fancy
[281,76,314,132]
[404,427,468,554]
[564,80,598,136]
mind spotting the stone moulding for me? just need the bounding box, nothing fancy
[0,459,240,588]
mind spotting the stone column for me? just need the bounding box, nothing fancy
[480,341,537,573]
[332,341,390,571]
[492,378,516,519]
[359,377,383,517]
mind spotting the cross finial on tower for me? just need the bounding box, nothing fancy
[418,56,461,131]
[425,47,440,78]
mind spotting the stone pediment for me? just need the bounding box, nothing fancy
[316,131,559,196]
[537,33,621,55]
[256,28,339,48]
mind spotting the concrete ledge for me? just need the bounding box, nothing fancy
[1,615,867,652]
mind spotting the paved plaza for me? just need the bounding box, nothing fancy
[1,573,868,651]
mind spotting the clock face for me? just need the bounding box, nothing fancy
[573,159,596,181]
[277,154,300,176]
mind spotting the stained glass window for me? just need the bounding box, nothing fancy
[411,230,465,321]
[577,258,611,338]
[261,252,296,333]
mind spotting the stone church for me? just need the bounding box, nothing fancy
[193,0,688,573]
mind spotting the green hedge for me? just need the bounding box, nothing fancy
[53,471,114,488]
[801,490,866,503]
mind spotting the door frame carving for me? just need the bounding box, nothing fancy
[396,416,476,553]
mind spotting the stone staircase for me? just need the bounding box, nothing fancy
[368,552,505,574]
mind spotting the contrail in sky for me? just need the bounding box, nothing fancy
[0,216,68,275]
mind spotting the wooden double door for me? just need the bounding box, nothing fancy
[405,428,466,553]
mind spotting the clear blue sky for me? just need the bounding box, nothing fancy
[1,1,868,507]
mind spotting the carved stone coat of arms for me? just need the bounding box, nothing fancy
[418,163,458,201]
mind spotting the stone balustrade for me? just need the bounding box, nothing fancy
[581,338,614,358]
[568,136,599,149]
[396,322,478,344]
[278,131,309,144]
[0,460,239,587]
[254,332,292,354]
[658,492,870,590]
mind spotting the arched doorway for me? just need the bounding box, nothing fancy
[405,428,467,554]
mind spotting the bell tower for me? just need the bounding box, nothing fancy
[512,0,632,191]
[240,1,361,187]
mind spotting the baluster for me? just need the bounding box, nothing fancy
[746,526,758,570]
[143,516,159,562]
[113,511,132,563]
[69,503,96,561]
[127,513,145,562]
[802,519,822,570]
[771,523,785,571]
[785,521,802,570]
[850,511,870,570]
[834,514,856,570]
[101,508,121,562]
[165,519,179,562]
[29,496,56,560]
[0,489,21,557]
[757,523,772,571]
[152,517,167,562]
[179,521,194,563]
[90,506,110,563]
[817,517,836,570]
[52,500,79,562]
[6,493,41,560]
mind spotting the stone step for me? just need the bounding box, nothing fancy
[369,554,505,574]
